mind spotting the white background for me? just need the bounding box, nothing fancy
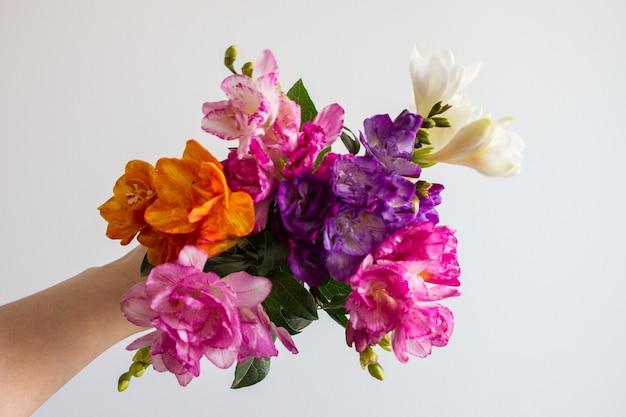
[1,0,625,416]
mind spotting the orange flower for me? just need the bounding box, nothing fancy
[144,139,255,258]
[137,228,195,265]
[98,160,156,245]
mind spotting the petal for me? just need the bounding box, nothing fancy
[175,245,208,270]
[313,103,345,146]
[120,283,155,327]
[222,272,272,308]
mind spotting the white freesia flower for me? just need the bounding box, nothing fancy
[409,44,524,177]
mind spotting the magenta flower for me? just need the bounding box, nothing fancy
[201,50,281,157]
[371,221,460,286]
[345,254,460,362]
[120,245,291,386]
[237,304,298,363]
[222,140,279,232]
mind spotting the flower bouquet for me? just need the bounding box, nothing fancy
[98,44,523,390]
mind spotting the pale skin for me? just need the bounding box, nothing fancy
[0,246,147,417]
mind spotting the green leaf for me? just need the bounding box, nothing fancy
[203,252,255,278]
[270,271,318,321]
[140,255,155,277]
[281,310,315,333]
[314,277,352,301]
[310,278,351,328]
[252,230,289,277]
[231,357,271,389]
[262,292,300,335]
[286,79,318,125]
[314,146,332,170]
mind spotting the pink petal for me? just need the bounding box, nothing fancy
[313,103,345,146]
[126,330,162,351]
[120,283,155,327]
[222,272,272,308]
[176,245,208,270]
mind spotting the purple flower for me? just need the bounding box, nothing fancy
[277,174,333,243]
[331,155,385,205]
[360,110,423,177]
[323,205,388,280]
[415,183,444,224]
[287,240,329,286]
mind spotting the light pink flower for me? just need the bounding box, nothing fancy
[201,50,281,157]
[372,221,460,286]
[391,280,458,363]
[120,245,284,386]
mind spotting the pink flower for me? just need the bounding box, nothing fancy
[120,245,291,386]
[201,50,281,157]
[345,246,460,362]
[237,304,298,363]
[372,221,461,286]
[391,280,458,362]
[345,260,413,352]
[281,104,345,180]
[222,140,280,232]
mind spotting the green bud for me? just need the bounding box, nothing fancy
[421,118,435,129]
[341,130,361,155]
[416,129,431,146]
[378,334,392,352]
[118,371,132,392]
[428,101,452,117]
[415,180,432,198]
[130,361,148,377]
[367,363,385,381]
[242,62,254,77]
[359,346,379,369]
[224,45,238,74]
[132,346,151,364]
[432,117,451,128]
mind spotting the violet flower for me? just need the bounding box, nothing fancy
[360,110,423,177]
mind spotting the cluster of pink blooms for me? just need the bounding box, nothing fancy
[112,45,497,388]
[121,246,297,386]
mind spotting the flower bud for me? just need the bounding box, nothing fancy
[132,346,151,364]
[378,334,392,352]
[416,129,431,146]
[242,61,254,77]
[130,361,148,377]
[367,363,385,381]
[224,45,238,74]
[359,346,378,369]
[118,371,132,392]
[432,117,451,128]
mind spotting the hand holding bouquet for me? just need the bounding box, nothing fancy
[99,44,523,390]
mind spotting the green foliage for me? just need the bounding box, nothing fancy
[311,277,352,327]
[231,357,271,389]
[286,79,318,125]
[140,254,155,277]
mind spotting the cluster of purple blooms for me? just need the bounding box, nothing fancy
[275,110,460,362]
